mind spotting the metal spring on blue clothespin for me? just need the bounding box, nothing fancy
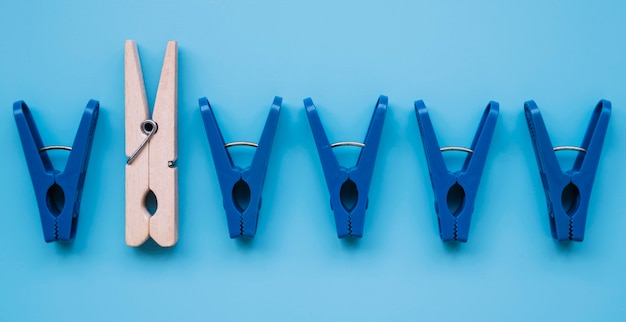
[415,100,499,242]
[524,100,611,242]
[200,96,281,238]
[14,100,100,242]
[304,96,387,238]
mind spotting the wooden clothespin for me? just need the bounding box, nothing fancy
[125,40,178,247]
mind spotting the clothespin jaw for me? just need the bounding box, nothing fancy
[125,40,178,247]
[304,96,387,238]
[524,99,611,241]
[199,96,282,238]
[14,99,100,242]
[415,100,498,242]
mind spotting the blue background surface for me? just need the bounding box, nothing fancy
[1,1,626,321]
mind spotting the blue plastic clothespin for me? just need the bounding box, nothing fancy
[415,100,499,242]
[304,96,387,238]
[200,96,281,238]
[524,100,611,241]
[14,100,100,242]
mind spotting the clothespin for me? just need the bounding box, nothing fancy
[14,100,100,242]
[199,97,281,238]
[125,40,178,247]
[304,96,387,238]
[524,100,611,241]
[414,100,499,242]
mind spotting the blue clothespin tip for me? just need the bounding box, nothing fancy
[200,96,281,238]
[14,100,100,243]
[524,100,611,242]
[415,100,499,242]
[304,96,387,238]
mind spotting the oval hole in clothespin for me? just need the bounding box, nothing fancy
[232,179,251,213]
[446,183,466,217]
[340,179,358,212]
[561,183,581,216]
[144,190,158,216]
[46,183,65,216]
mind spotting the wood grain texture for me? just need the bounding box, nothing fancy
[124,40,178,247]
[149,41,178,246]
